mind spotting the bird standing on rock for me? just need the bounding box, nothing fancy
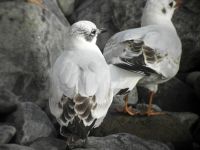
[104,0,182,116]
[49,21,113,148]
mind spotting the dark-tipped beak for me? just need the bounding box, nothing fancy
[98,28,107,34]
[175,0,182,9]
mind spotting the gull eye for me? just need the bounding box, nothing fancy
[169,2,173,7]
[91,29,96,36]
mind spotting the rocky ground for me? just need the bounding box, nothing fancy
[0,0,200,150]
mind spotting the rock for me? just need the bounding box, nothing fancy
[57,0,75,16]
[30,137,66,150]
[186,72,200,101]
[0,1,69,108]
[0,144,34,150]
[137,78,199,113]
[110,0,146,30]
[75,133,171,150]
[43,0,70,26]
[167,112,199,130]
[7,102,56,145]
[69,0,118,50]
[173,0,200,72]
[0,125,16,144]
[193,119,200,145]
[91,112,193,144]
[0,88,18,114]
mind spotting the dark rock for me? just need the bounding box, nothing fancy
[0,144,34,150]
[186,72,200,101]
[137,78,199,113]
[0,89,18,114]
[193,119,200,145]
[75,133,171,150]
[168,112,199,130]
[30,137,66,150]
[91,112,194,143]
[173,0,200,72]
[110,0,146,30]
[69,0,118,50]
[57,0,75,16]
[0,125,16,144]
[7,102,56,145]
[0,1,69,108]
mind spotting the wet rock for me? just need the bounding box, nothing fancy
[91,112,194,144]
[137,78,199,113]
[57,0,75,16]
[0,125,16,144]
[75,133,171,150]
[30,137,66,150]
[0,88,18,114]
[0,1,69,108]
[69,0,118,50]
[7,102,56,145]
[0,144,34,150]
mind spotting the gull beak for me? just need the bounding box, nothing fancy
[174,0,182,9]
[98,28,107,34]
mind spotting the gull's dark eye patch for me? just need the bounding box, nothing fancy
[91,29,96,35]
[162,8,166,14]
[169,2,173,7]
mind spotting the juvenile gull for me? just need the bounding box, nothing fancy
[49,21,113,148]
[104,0,182,116]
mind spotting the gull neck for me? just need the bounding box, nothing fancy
[141,12,176,32]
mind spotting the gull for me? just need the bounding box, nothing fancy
[103,0,182,116]
[49,21,113,148]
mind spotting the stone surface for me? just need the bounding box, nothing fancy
[0,144,35,150]
[57,0,75,16]
[110,0,146,30]
[69,0,118,50]
[168,112,199,130]
[0,125,16,144]
[174,0,200,72]
[7,102,56,145]
[75,133,171,150]
[91,112,194,143]
[0,88,18,114]
[137,78,199,113]
[186,72,200,101]
[0,1,69,108]
[43,0,70,26]
[30,137,66,150]
[193,119,200,145]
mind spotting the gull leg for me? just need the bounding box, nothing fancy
[116,95,139,116]
[143,91,165,116]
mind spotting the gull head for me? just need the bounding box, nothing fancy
[69,20,104,44]
[144,0,182,20]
